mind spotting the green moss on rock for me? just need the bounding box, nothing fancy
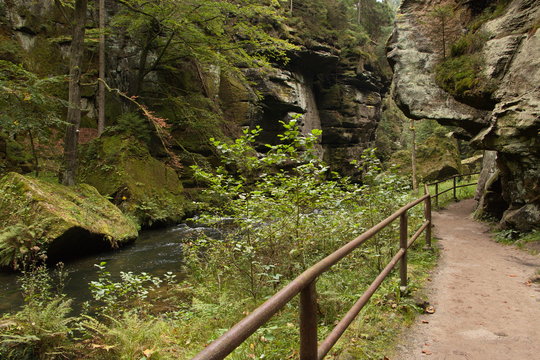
[78,136,186,227]
[0,172,138,269]
[0,134,33,176]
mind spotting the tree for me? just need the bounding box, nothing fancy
[429,4,457,59]
[357,0,363,24]
[410,119,418,192]
[97,0,106,136]
[0,62,66,176]
[60,0,88,186]
[113,0,294,95]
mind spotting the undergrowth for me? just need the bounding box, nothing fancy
[1,121,438,359]
[495,229,540,254]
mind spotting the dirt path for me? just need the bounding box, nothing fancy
[395,199,540,360]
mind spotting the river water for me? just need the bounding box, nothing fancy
[0,224,212,314]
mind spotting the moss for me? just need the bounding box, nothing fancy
[435,54,496,109]
[0,134,33,176]
[320,85,342,110]
[219,71,257,127]
[468,0,512,32]
[78,136,186,227]
[450,31,490,57]
[0,34,22,62]
[24,36,65,76]
[0,172,138,269]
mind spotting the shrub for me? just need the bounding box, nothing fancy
[114,112,152,144]
[450,31,490,57]
[0,299,75,360]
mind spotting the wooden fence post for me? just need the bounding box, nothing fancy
[453,176,457,201]
[400,213,408,292]
[425,195,432,249]
[300,281,318,360]
[435,183,439,208]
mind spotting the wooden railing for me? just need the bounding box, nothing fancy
[428,172,480,208]
[192,189,434,360]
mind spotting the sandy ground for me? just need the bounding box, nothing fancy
[394,199,540,360]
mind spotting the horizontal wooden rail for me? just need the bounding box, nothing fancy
[428,172,479,187]
[428,172,480,208]
[192,194,433,360]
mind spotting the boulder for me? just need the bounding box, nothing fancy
[0,172,138,269]
[78,136,187,227]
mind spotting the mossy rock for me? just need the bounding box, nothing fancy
[0,172,138,269]
[0,134,33,176]
[390,135,462,182]
[78,136,186,227]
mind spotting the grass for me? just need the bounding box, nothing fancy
[495,229,540,255]
[330,238,439,359]
[426,174,479,209]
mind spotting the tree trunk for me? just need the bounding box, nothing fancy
[28,130,39,177]
[357,0,362,24]
[97,0,106,136]
[61,0,88,186]
[134,30,154,95]
[410,119,418,192]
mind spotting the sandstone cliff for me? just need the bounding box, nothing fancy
[388,0,540,230]
[1,0,391,180]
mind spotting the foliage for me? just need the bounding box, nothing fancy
[0,61,66,174]
[1,122,437,359]
[426,173,478,209]
[0,264,75,360]
[0,298,75,360]
[468,0,512,32]
[188,119,413,305]
[112,0,296,78]
[0,60,65,135]
[495,229,540,253]
[113,112,152,145]
[426,4,459,59]
[290,0,393,45]
[80,312,177,360]
[89,262,172,315]
[450,31,490,57]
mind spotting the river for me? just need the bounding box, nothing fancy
[0,224,215,314]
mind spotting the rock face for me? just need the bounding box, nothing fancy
[248,47,387,176]
[388,0,540,230]
[0,173,138,269]
[2,0,389,193]
[390,136,462,182]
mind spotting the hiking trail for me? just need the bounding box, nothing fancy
[395,199,540,359]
